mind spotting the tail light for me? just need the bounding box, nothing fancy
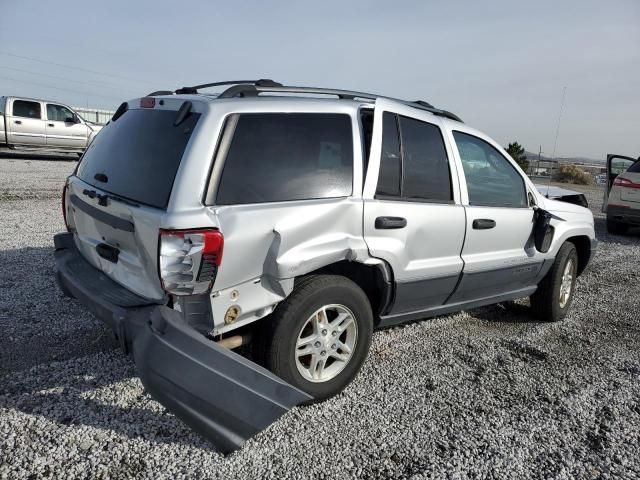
[159,228,224,296]
[613,176,640,189]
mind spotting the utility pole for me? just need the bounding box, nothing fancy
[537,145,542,176]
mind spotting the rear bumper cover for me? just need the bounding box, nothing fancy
[54,232,311,453]
[607,205,640,226]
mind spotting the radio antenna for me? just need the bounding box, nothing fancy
[546,86,567,194]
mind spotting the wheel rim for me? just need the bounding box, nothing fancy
[559,258,574,308]
[294,304,358,383]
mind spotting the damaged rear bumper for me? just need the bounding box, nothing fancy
[54,232,311,453]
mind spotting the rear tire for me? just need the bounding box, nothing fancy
[530,242,578,322]
[258,275,373,403]
[606,216,628,235]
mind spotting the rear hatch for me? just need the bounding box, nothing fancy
[66,102,201,300]
[619,162,640,204]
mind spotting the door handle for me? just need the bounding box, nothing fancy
[375,216,407,229]
[14,120,22,124]
[472,219,496,230]
[48,123,54,127]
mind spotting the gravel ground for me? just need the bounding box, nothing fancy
[1,158,639,479]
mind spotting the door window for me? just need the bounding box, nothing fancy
[47,104,74,122]
[453,132,527,207]
[375,113,452,202]
[398,116,452,201]
[216,113,353,205]
[13,100,41,119]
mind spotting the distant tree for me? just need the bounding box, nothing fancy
[505,142,529,171]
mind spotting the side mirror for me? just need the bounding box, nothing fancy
[65,115,79,124]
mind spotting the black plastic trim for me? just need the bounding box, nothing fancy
[388,274,460,315]
[379,286,538,327]
[70,194,134,232]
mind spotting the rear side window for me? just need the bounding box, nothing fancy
[13,100,41,119]
[376,113,452,202]
[77,108,200,209]
[216,113,353,205]
[453,131,526,207]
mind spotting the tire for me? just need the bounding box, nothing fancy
[606,216,627,235]
[258,275,373,402]
[530,242,578,322]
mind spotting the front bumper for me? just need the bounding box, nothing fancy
[54,232,311,453]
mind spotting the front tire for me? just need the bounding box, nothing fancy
[530,242,578,322]
[259,275,373,402]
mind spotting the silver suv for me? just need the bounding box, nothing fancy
[55,80,597,452]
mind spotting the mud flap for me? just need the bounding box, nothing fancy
[132,307,312,453]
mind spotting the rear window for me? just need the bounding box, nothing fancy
[77,108,200,209]
[215,113,353,205]
[627,160,640,173]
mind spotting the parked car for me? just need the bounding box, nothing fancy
[54,80,597,452]
[0,96,102,155]
[603,154,640,234]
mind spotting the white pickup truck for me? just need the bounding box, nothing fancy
[0,96,102,156]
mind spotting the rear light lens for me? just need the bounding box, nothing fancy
[159,228,224,296]
[140,97,156,108]
[613,176,640,189]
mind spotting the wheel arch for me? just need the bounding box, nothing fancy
[295,259,394,323]
[565,235,592,276]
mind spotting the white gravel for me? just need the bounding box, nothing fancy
[1,158,639,479]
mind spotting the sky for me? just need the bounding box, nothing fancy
[0,0,638,160]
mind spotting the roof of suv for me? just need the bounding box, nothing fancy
[144,79,463,123]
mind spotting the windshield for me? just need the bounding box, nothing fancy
[76,108,200,209]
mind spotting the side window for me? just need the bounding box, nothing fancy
[47,104,74,122]
[13,100,41,119]
[216,113,353,205]
[453,131,526,207]
[375,112,401,197]
[398,116,452,201]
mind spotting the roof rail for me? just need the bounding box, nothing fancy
[161,79,462,122]
[217,84,463,122]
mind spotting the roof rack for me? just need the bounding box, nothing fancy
[154,79,463,122]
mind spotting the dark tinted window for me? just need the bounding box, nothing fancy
[47,104,74,122]
[77,108,200,209]
[627,160,640,173]
[375,112,401,197]
[399,116,452,201]
[13,100,41,119]
[453,131,526,207]
[216,113,353,205]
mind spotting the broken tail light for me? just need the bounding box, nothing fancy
[159,228,224,296]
